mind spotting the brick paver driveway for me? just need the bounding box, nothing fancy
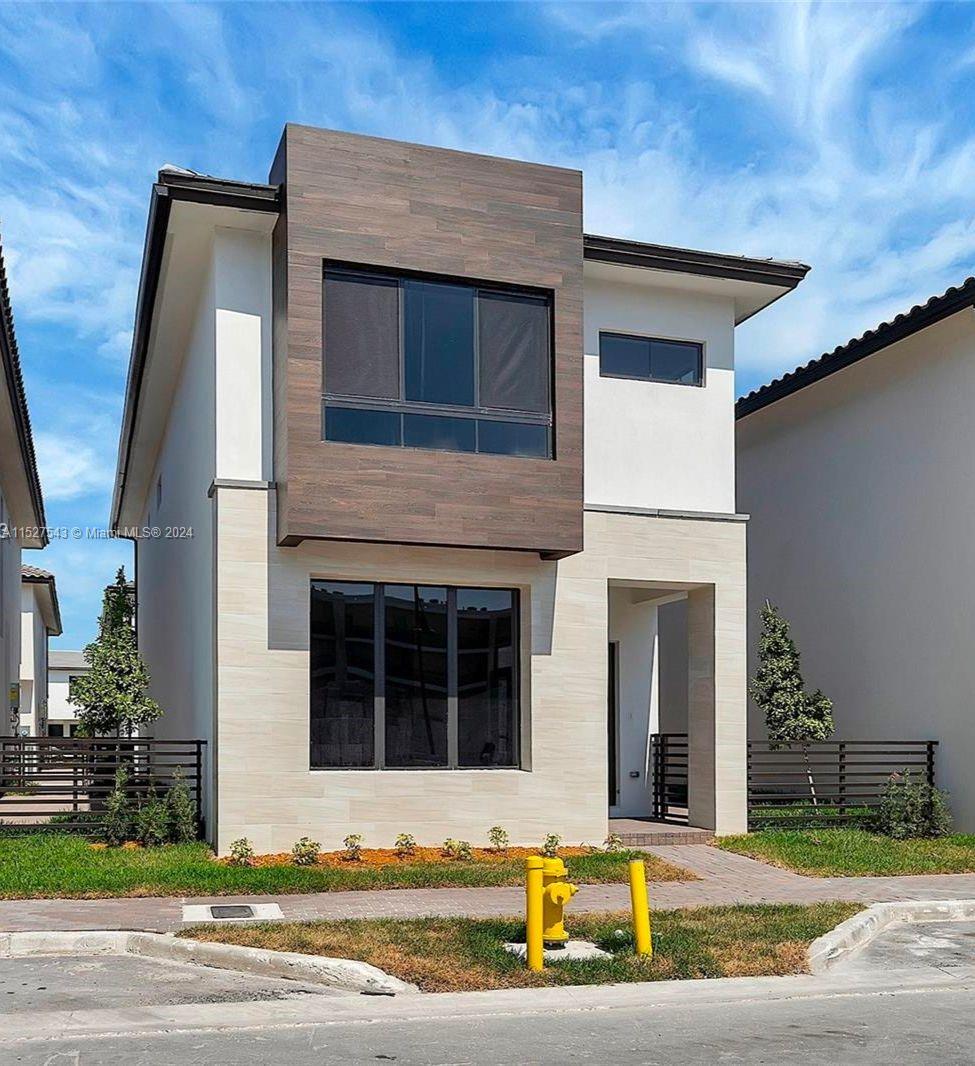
[3,845,975,933]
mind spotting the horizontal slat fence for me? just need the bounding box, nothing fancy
[0,737,205,835]
[650,733,689,824]
[748,740,937,828]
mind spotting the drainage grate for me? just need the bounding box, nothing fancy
[210,905,255,920]
[181,902,284,924]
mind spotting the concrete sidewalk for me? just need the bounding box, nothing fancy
[4,845,975,932]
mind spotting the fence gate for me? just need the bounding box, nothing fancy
[0,737,206,835]
[650,733,689,824]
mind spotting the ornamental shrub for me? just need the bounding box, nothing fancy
[343,833,364,861]
[291,836,321,865]
[875,771,952,839]
[487,825,510,853]
[165,766,197,843]
[228,838,254,866]
[542,833,562,858]
[103,768,134,846]
[603,832,625,853]
[394,833,417,858]
[133,787,169,847]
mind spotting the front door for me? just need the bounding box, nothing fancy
[608,642,619,807]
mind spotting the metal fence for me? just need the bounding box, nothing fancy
[747,739,937,828]
[650,733,689,823]
[649,734,938,829]
[0,737,205,834]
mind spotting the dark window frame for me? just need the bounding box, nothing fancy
[322,261,555,457]
[310,580,523,771]
[598,330,705,387]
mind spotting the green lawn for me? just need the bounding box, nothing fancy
[718,828,975,876]
[182,902,861,992]
[0,835,693,899]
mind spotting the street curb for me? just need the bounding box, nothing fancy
[0,929,416,996]
[808,898,975,973]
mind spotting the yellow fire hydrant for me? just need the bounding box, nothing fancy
[525,856,578,970]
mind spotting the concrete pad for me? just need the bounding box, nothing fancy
[182,902,284,923]
[0,953,338,1013]
[503,939,612,961]
[835,919,975,973]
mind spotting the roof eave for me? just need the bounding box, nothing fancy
[110,172,280,532]
[737,280,975,419]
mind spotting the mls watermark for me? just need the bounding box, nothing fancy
[0,525,194,540]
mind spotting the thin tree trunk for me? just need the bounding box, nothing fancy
[802,742,818,807]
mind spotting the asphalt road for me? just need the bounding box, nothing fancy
[2,972,975,1065]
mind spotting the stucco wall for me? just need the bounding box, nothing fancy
[738,307,975,828]
[583,267,737,514]
[19,583,47,733]
[0,488,20,735]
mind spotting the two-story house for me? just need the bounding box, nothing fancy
[0,238,47,737]
[111,125,807,852]
[19,565,61,736]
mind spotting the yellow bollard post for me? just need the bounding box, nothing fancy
[525,856,545,971]
[629,859,652,958]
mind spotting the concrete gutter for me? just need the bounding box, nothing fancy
[0,930,416,997]
[808,898,975,973]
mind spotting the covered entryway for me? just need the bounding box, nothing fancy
[606,577,742,838]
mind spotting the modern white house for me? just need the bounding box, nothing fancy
[738,276,975,828]
[19,566,61,736]
[0,238,48,736]
[47,650,89,738]
[111,125,808,852]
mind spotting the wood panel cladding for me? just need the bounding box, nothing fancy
[269,125,583,558]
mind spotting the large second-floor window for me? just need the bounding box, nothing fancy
[310,581,520,770]
[322,264,553,458]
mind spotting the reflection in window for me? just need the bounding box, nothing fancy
[309,582,520,770]
[599,332,703,386]
[310,583,376,768]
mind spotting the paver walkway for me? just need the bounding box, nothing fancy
[4,845,975,933]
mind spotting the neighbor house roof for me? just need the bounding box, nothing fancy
[0,235,46,542]
[49,650,88,671]
[737,276,975,419]
[21,564,62,636]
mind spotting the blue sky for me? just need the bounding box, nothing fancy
[1,1,974,648]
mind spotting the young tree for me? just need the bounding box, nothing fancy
[69,568,163,737]
[751,600,834,803]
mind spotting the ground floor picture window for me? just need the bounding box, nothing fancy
[310,581,520,770]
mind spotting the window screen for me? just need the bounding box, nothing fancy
[478,291,549,413]
[324,271,400,399]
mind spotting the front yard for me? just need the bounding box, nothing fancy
[718,828,975,876]
[182,901,861,992]
[0,834,694,899]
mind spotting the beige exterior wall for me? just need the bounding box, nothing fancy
[212,493,747,853]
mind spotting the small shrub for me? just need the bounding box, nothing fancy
[343,833,364,861]
[102,768,133,846]
[603,832,625,853]
[394,833,417,858]
[133,788,169,847]
[456,840,473,861]
[228,838,254,866]
[542,832,562,858]
[441,838,460,859]
[165,766,198,844]
[291,836,321,866]
[487,825,510,853]
[875,771,952,839]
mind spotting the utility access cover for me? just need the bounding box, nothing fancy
[181,902,284,924]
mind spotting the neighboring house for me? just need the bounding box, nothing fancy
[0,237,47,736]
[47,650,89,737]
[737,277,975,828]
[19,566,61,736]
[111,125,807,852]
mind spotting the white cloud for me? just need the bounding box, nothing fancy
[35,432,115,502]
